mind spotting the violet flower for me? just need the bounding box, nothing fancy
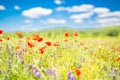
[46,69,56,75]
[70,74,75,80]
[21,58,24,65]
[20,50,24,54]
[68,71,75,80]
[46,70,51,75]
[34,72,41,78]
[33,67,38,74]
[46,69,56,80]
[114,68,117,75]
[68,71,72,79]
[32,67,41,78]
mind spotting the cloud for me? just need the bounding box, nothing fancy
[42,18,66,24]
[94,7,110,14]
[0,5,5,10]
[96,11,120,27]
[70,12,93,23]
[73,19,83,23]
[56,4,94,23]
[98,11,120,18]
[14,5,21,10]
[97,17,120,27]
[70,12,93,19]
[22,7,52,18]
[67,4,120,25]
[54,0,64,5]
[56,4,94,12]
[24,19,32,24]
[97,17,120,23]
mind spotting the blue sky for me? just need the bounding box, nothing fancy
[0,0,120,32]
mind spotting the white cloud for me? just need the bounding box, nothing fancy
[70,12,93,23]
[14,5,21,10]
[94,7,110,14]
[42,18,66,24]
[73,19,83,23]
[22,7,52,18]
[97,17,120,23]
[93,8,120,27]
[97,17,120,27]
[24,19,32,24]
[98,11,120,18]
[54,0,64,5]
[56,4,94,12]
[70,12,93,19]
[0,5,5,10]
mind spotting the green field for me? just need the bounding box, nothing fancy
[0,26,120,80]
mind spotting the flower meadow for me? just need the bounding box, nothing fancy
[0,29,120,80]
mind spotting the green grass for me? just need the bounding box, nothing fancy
[0,26,120,80]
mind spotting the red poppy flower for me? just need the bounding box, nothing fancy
[53,42,59,46]
[39,46,46,54]
[0,39,2,42]
[33,34,39,40]
[45,41,52,46]
[0,29,3,34]
[37,37,43,42]
[74,32,78,36]
[39,48,44,54]
[33,34,43,42]
[27,42,35,48]
[75,69,82,77]
[6,36,10,40]
[17,32,22,37]
[64,32,70,37]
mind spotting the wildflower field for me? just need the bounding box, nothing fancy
[0,27,120,80]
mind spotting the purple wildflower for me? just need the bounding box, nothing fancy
[21,58,24,65]
[114,68,117,75]
[33,67,38,74]
[68,71,75,80]
[68,71,72,80]
[70,74,75,80]
[46,69,56,80]
[52,69,56,80]
[34,72,41,78]
[20,50,24,54]
[32,67,41,78]
[46,70,51,75]
[46,69,55,75]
